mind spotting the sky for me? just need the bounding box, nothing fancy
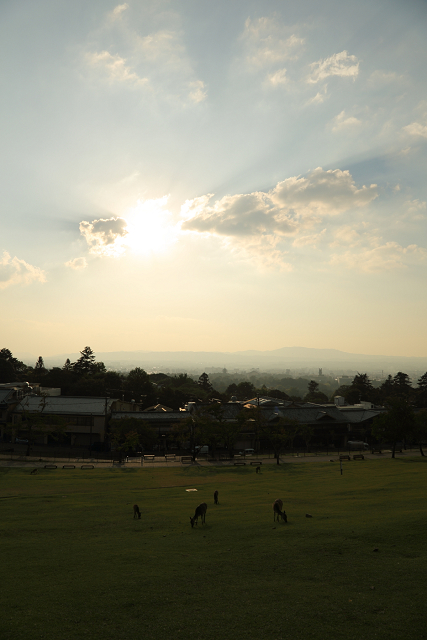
[1,0,427,360]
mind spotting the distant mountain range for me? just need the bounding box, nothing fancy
[19,347,427,375]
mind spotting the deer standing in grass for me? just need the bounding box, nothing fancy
[273,499,287,523]
[214,490,219,505]
[190,502,207,528]
[133,504,141,519]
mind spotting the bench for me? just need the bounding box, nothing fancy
[353,454,364,460]
[143,455,155,462]
[234,461,246,466]
[339,455,351,461]
[44,464,57,469]
[165,454,176,462]
[62,464,76,469]
[250,461,262,466]
[181,456,193,464]
[80,464,94,469]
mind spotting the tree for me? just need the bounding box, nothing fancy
[0,348,27,379]
[62,358,73,371]
[412,410,427,456]
[71,346,106,376]
[351,373,376,403]
[198,373,212,392]
[372,399,415,458]
[331,385,359,405]
[299,424,314,453]
[267,389,289,400]
[42,366,76,396]
[0,358,15,383]
[308,380,319,395]
[125,368,156,404]
[73,347,96,375]
[393,372,413,400]
[261,415,300,464]
[34,356,47,375]
[226,381,256,401]
[417,372,427,392]
[379,375,395,402]
[203,403,243,458]
[171,415,203,461]
[108,417,156,463]
[416,373,427,407]
[304,380,328,404]
[103,371,124,393]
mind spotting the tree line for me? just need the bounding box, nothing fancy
[2,348,427,409]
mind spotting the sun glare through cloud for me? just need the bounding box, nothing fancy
[123,196,178,256]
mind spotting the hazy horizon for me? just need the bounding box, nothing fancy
[1,1,426,358]
[14,346,427,378]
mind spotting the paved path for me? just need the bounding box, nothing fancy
[0,449,423,469]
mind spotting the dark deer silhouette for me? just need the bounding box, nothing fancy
[214,490,219,505]
[256,466,261,474]
[190,502,207,528]
[273,499,287,523]
[30,468,37,474]
[133,504,141,519]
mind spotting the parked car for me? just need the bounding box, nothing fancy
[195,445,209,454]
[238,448,255,456]
[347,441,369,450]
[15,438,29,444]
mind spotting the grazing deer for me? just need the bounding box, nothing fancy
[273,499,287,523]
[256,466,261,474]
[190,502,207,528]
[133,504,141,519]
[30,468,37,474]
[214,490,219,505]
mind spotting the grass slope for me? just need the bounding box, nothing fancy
[1,459,426,640]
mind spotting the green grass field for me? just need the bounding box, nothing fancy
[1,459,426,640]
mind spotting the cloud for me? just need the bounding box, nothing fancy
[330,226,362,247]
[332,110,362,131]
[84,13,207,104]
[182,168,378,237]
[404,199,426,220]
[181,168,378,267]
[270,167,377,215]
[65,257,88,270]
[79,217,128,257]
[268,68,287,86]
[109,3,128,20]
[292,229,326,247]
[368,70,402,85]
[329,242,427,272]
[306,86,328,105]
[0,251,46,289]
[241,17,304,70]
[188,80,207,103]
[403,122,427,138]
[85,51,148,86]
[308,50,359,84]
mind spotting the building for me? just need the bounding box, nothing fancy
[12,396,116,447]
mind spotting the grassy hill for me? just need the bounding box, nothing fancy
[1,459,426,640]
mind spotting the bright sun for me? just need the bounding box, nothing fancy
[123,196,178,256]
